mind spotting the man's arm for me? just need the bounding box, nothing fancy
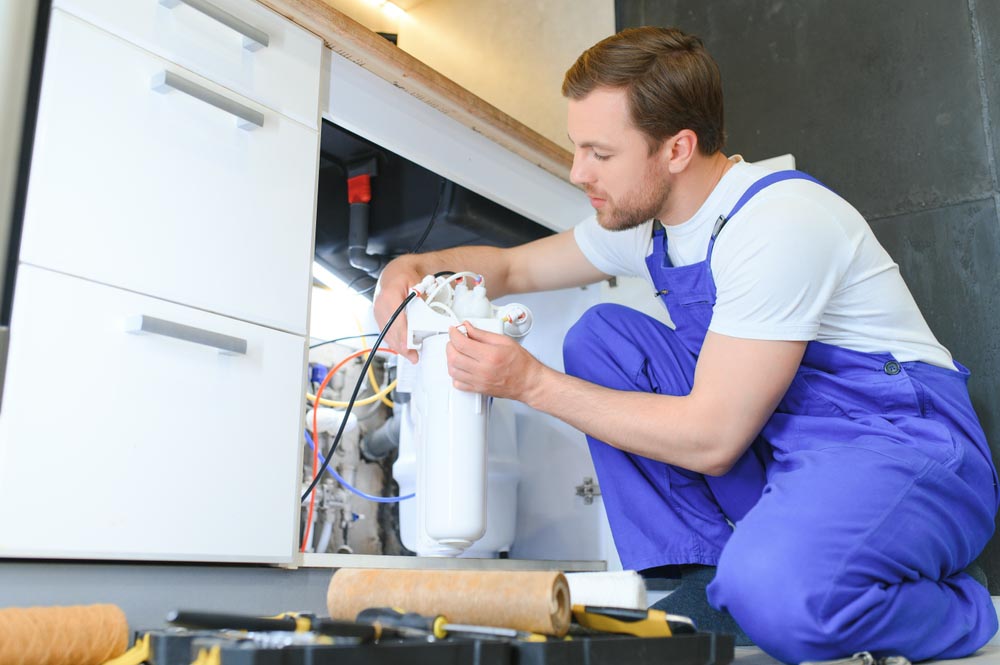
[374,230,608,362]
[447,326,805,475]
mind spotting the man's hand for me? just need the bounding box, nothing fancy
[373,257,422,364]
[446,322,546,400]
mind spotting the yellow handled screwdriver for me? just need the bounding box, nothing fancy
[167,609,396,643]
[356,607,548,642]
[571,605,697,637]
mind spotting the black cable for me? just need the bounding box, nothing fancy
[408,178,447,254]
[301,291,417,502]
[309,333,381,350]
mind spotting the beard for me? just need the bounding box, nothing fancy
[591,169,672,232]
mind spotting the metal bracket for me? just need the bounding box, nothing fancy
[575,477,601,505]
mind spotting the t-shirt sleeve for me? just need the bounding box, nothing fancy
[708,194,854,341]
[573,214,652,279]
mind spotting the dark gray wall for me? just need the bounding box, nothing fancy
[616,1,1000,589]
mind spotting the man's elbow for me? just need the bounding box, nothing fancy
[698,432,754,477]
[701,456,737,477]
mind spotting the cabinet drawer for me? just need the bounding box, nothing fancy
[21,11,316,335]
[0,265,305,562]
[54,0,321,128]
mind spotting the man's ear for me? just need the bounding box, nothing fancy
[664,129,698,174]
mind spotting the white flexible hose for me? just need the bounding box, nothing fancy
[316,519,335,554]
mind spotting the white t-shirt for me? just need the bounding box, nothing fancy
[573,158,955,369]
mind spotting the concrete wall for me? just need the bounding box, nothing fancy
[616,0,1000,590]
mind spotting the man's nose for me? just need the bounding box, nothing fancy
[570,153,592,186]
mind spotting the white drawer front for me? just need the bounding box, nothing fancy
[53,0,321,128]
[21,10,317,335]
[0,265,305,563]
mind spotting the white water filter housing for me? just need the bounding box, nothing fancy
[394,377,519,558]
[419,332,489,552]
[397,275,531,556]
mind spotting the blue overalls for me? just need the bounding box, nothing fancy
[562,171,1000,663]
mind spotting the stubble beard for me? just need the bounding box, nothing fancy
[593,171,672,232]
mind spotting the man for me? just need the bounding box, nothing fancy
[374,27,998,663]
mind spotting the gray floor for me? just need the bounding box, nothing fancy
[733,646,1000,665]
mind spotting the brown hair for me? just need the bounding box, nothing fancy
[562,26,725,155]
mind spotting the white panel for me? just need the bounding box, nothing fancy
[321,49,594,233]
[751,153,796,170]
[599,276,673,328]
[54,0,322,128]
[485,286,615,562]
[21,11,316,334]
[0,266,304,562]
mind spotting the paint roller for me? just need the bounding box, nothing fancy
[0,604,129,665]
[326,568,572,636]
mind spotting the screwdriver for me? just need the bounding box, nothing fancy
[167,609,406,643]
[355,607,548,642]
[571,605,697,637]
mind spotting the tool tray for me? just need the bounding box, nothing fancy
[515,631,734,665]
[140,629,511,665]
[137,628,733,665]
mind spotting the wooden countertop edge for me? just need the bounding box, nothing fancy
[259,0,574,182]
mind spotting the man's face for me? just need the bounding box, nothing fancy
[567,87,672,231]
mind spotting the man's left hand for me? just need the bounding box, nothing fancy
[446,321,543,400]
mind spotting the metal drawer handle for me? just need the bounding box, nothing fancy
[151,70,264,130]
[126,315,248,355]
[159,0,269,51]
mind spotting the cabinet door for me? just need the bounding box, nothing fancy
[54,0,321,129]
[0,265,305,563]
[20,10,317,335]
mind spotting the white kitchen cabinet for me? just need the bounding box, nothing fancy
[53,0,321,129]
[0,0,321,563]
[0,265,305,562]
[20,10,317,335]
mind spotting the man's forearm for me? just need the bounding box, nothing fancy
[387,246,516,298]
[522,365,742,476]
[385,231,609,299]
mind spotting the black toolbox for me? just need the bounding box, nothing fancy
[136,627,734,665]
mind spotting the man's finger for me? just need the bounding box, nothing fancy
[448,325,480,357]
[461,321,507,344]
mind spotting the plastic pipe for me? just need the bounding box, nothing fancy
[304,430,413,503]
[316,519,334,554]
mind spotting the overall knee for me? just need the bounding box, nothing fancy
[712,536,841,663]
[562,303,634,378]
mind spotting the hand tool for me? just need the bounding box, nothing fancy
[571,604,697,637]
[166,609,404,643]
[355,607,548,642]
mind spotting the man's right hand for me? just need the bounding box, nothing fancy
[373,256,422,364]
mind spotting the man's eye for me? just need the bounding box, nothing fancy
[593,152,610,161]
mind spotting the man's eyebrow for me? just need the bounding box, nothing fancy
[567,134,615,150]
